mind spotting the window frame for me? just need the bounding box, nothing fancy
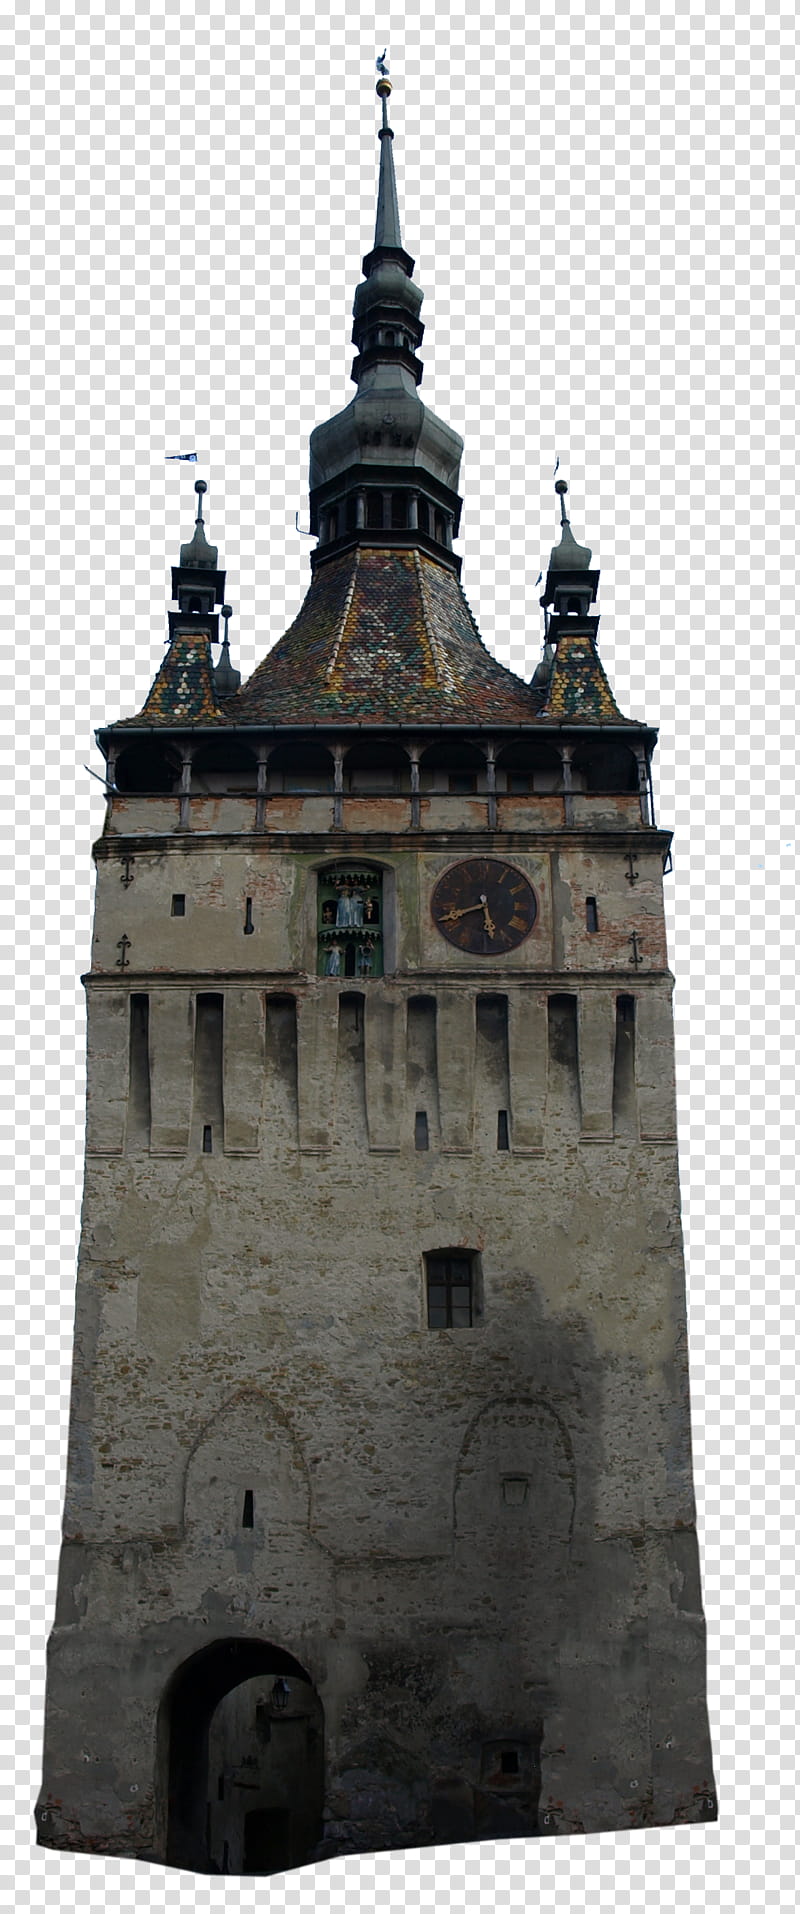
[425,1251,475,1329]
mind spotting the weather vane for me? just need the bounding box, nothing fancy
[376,49,389,77]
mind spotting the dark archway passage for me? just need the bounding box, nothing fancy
[161,1638,324,1875]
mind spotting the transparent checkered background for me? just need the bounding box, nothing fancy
[6,1,797,1909]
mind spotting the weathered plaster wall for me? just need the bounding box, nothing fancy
[38,811,715,1864]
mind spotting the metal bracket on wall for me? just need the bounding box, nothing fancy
[115,934,131,970]
[120,856,135,887]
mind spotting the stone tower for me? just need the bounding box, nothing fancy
[37,75,716,1872]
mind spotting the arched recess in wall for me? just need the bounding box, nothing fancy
[115,741,182,794]
[454,1395,576,1580]
[191,740,258,793]
[495,739,563,794]
[571,739,639,793]
[182,1389,311,1551]
[157,1636,324,1875]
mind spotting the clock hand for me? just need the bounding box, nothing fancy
[481,900,496,936]
[437,901,486,924]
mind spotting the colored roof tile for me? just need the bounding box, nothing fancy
[226,548,543,727]
[111,550,633,733]
[117,629,226,727]
[543,631,623,722]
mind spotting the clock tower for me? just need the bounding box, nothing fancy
[38,74,716,1872]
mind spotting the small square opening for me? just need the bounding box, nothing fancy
[171,894,186,917]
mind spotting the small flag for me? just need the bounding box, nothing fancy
[165,452,198,462]
[553,456,560,476]
[535,571,543,586]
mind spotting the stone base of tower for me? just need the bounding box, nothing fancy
[39,1125,717,1870]
[37,1544,716,1870]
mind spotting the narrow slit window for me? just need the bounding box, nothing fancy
[127,994,151,1151]
[202,1124,213,1154]
[243,896,254,935]
[586,896,599,932]
[171,894,186,917]
[414,1110,429,1151]
[501,1750,520,1775]
[497,1109,510,1151]
[242,1489,254,1528]
[217,1775,225,1801]
[426,1253,474,1329]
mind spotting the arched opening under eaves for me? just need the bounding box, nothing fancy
[267,741,335,794]
[344,741,411,794]
[191,740,258,793]
[571,739,639,794]
[115,742,182,794]
[419,739,487,796]
[495,740,563,794]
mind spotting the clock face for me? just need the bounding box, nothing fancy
[431,857,537,955]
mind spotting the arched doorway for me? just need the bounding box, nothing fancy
[161,1638,324,1875]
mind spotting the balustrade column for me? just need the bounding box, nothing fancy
[409,742,421,829]
[634,743,651,824]
[179,747,193,830]
[106,745,117,821]
[560,741,574,826]
[333,741,344,829]
[355,490,366,528]
[485,740,497,830]
[255,743,269,831]
[407,491,419,530]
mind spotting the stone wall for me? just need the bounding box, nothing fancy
[38,816,716,1865]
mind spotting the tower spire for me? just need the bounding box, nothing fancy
[306,63,464,572]
[372,77,403,254]
[361,66,416,280]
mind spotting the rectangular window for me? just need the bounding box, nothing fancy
[171,894,186,917]
[414,1110,429,1151]
[426,1253,473,1329]
[586,895,599,933]
[497,1109,510,1151]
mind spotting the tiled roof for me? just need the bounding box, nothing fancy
[111,549,632,732]
[226,548,543,727]
[543,631,623,722]
[116,629,226,727]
